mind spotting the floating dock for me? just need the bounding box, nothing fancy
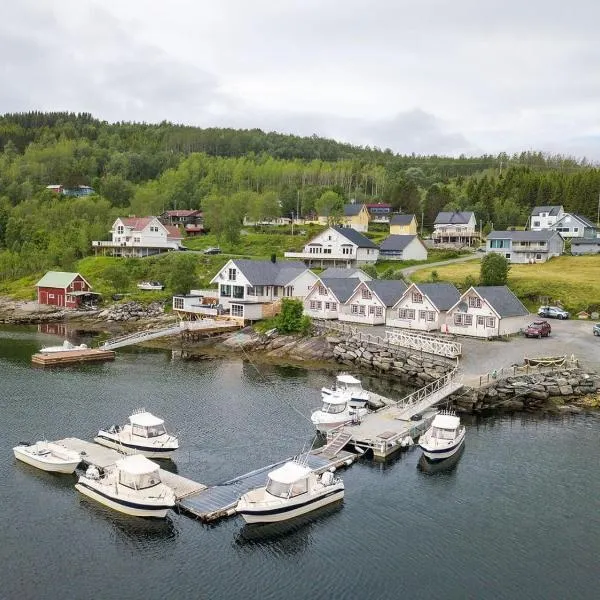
[32,349,115,366]
[55,438,356,521]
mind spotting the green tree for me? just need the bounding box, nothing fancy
[480,253,510,286]
[315,190,344,224]
[103,262,130,292]
[168,254,198,294]
[361,264,378,279]
[274,298,311,334]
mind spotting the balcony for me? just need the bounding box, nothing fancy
[284,251,354,260]
[512,243,547,251]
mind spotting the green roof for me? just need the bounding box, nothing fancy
[35,271,85,289]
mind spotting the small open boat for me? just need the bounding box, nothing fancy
[40,340,88,353]
[236,461,344,524]
[75,455,176,518]
[137,281,165,291]
[13,441,82,473]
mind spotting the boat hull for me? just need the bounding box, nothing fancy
[238,488,344,524]
[75,482,172,518]
[13,447,80,474]
[419,429,466,461]
[94,435,177,459]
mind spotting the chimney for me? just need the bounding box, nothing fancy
[271,253,277,264]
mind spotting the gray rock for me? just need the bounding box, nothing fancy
[559,385,573,395]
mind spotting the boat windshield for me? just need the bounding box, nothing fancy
[119,471,161,490]
[132,424,166,438]
[432,427,456,440]
[266,478,308,498]
[320,401,346,414]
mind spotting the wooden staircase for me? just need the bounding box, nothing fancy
[321,431,353,459]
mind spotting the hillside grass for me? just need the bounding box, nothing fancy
[411,255,600,313]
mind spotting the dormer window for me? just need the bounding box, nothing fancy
[117,225,124,234]
[469,296,481,308]
[361,289,372,300]
[228,268,237,281]
[412,292,423,303]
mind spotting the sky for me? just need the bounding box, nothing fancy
[2,0,600,159]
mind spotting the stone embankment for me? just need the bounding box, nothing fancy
[0,297,99,324]
[96,301,165,322]
[450,369,600,413]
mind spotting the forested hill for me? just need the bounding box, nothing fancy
[0,111,599,282]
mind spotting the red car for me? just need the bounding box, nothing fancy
[524,320,551,338]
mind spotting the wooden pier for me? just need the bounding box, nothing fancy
[32,349,115,366]
[54,437,356,520]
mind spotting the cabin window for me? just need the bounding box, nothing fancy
[342,247,353,255]
[230,304,244,317]
[486,317,496,327]
[375,306,383,317]
[359,305,366,316]
[318,285,326,295]
[362,289,372,300]
[324,248,332,254]
[228,268,236,281]
[454,314,473,326]
[221,285,231,297]
[536,254,542,260]
[351,305,358,314]
[232,286,244,299]
[119,470,160,490]
[532,220,540,227]
[266,479,292,498]
[331,303,337,311]
[412,292,423,303]
[134,237,140,243]
[477,316,485,326]
[290,479,308,497]
[398,308,415,319]
[310,301,317,310]
[173,297,184,310]
[321,401,346,414]
[427,311,436,321]
[325,302,330,310]
[469,297,481,308]
[369,306,375,315]
[419,310,427,320]
[432,427,456,440]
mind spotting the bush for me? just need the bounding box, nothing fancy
[274,298,312,335]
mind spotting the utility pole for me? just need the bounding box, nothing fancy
[420,211,424,237]
[291,211,294,236]
[597,192,600,227]
[297,189,300,220]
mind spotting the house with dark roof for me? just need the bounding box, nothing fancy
[92,216,184,257]
[389,214,418,235]
[338,279,407,326]
[387,283,460,331]
[446,286,529,338]
[284,226,379,267]
[303,277,361,320]
[379,235,428,261]
[486,230,564,263]
[208,258,319,321]
[551,213,597,239]
[432,211,477,246]
[571,237,600,255]
[366,203,393,223]
[159,209,203,227]
[318,267,372,282]
[316,203,370,232]
[529,205,564,231]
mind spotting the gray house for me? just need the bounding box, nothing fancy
[571,238,600,255]
[551,213,597,239]
[379,235,428,261]
[486,230,564,263]
[529,205,564,230]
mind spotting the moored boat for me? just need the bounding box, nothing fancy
[137,281,165,291]
[418,410,465,461]
[95,410,178,459]
[40,340,88,353]
[236,461,344,524]
[75,454,176,518]
[13,441,82,473]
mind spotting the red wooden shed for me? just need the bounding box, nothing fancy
[35,271,95,308]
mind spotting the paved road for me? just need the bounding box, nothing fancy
[401,254,481,280]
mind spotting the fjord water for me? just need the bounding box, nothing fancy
[1,326,598,600]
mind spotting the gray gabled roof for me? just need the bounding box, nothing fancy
[414,283,461,311]
[230,259,308,286]
[365,280,408,307]
[571,237,600,245]
[434,211,474,225]
[472,286,529,318]
[531,205,563,216]
[390,214,416,226]
[320,277,362,303]
[343,203,364,217]
[332,226,379,249]
[487,230,559,242]
[553,213,597,229]
[380,234,421,251]
[319,267,371,280]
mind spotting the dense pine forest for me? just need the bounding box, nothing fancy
[0,111,599,281]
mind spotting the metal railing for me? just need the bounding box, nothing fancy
[473,357,580,388]
[394,366,463,413]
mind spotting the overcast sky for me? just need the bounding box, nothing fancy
[2,0,600,159]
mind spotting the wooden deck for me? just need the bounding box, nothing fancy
[32,349,115,366]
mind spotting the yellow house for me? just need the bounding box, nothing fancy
[318,203,370,232]
[390,214,418,235]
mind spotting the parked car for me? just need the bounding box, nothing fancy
[524,320,552,338]
[593,323,600,336]
[537,305,569,319]
[203,247,221,255]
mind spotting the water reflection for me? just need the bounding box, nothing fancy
[234,501,343,555]
[417,444,465,475]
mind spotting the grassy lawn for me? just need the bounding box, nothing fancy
[411,255,600,313]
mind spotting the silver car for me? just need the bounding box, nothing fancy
[537,305,569,320]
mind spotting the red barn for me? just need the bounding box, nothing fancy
[36,271,94,308]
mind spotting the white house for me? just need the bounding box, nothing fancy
[284,226,379,267]
[446,286,529,338]
[379,235,428,261]
[339,280,407,326]
[304,277,361,320]
[92,216,183,257]
[486,230,564,263]
[387,283,461,331]
[551,213,597,238]
[432,211,477,246]
[318,267,372,282]
[529,205,564,231]
[209,259,318,322]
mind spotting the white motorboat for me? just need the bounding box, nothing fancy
[321,374,370,405]
[40,340,88,353]
[95,410,178,459]
[418,411,466,461]
[75,454,176,518]
[236,461,344,524]
[137,281,164,291]
[13,441,82,473]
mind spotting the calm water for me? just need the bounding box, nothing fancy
[1,325,599,600]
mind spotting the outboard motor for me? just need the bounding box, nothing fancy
[321,471,335,486]
[85,466,100,480]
